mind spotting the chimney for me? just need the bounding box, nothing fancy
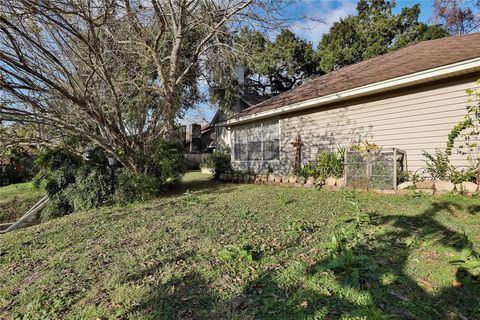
[189,123,202,152]
[190,123,201,139]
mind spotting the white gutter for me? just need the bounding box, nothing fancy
[222,56,480,126]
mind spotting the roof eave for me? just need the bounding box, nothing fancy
[224,56,480,127]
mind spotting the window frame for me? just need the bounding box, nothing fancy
[232,119,280,162]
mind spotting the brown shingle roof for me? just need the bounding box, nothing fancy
[234,33,480,119]
[241,92,269,106]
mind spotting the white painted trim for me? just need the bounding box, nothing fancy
[223,57,480,126]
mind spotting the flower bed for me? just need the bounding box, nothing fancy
[219,173,479,196]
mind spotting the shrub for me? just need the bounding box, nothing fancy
[149,139,186,187]
[68,164,113,211]
[114,168,158,204]
[423,150,452,180]
[202,149,232,178]
[397,169,410,184]
[35,148,114,218]
[34,140,185,218]
[33,148,81,194]
[35,142,185,219]
[450,168,477,184]
[300,150,344,179]
[41,191,73,220]
[422,150,478,183]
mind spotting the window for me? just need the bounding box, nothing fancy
[233,120,279,161]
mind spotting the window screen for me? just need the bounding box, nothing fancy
[233,120,279,161]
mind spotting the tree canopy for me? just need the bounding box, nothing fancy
[210,0,450,110]
[0,0,285,172]
[240,28,321,95]
[208,28,321,110]
[318,0,449,72]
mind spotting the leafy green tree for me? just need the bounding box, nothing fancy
[319,0,449,73]
[219,28,320,98]
[243,29,321,95]
[208,28,321,109]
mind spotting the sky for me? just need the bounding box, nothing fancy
[288,0,434,44]
[181,0,436,126]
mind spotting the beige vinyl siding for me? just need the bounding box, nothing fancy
[216,126,232,151]
[276,75,480,174]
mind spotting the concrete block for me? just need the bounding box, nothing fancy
[382,189,397,195]
[325,177,336,186]
[415,181,434,189]
[398,181,414,189]
[462,181,478,193]
[434,181,455,192]
[335,177,345,187]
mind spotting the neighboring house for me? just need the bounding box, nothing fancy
[183,123,208,153]
[0,153,36,186]
[182,123,218,153]
[181,92,268,168]
[218,33,480,175]
[199,124,216,152]
[182,94,268,154]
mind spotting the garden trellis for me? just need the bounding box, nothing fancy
[344,148,407,190]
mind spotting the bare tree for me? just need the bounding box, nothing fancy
[0,0,286,172]
[431,0,480,35]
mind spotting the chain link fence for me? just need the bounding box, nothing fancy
[344,148,407,190]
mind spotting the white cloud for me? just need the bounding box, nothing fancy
[290,0,357,46]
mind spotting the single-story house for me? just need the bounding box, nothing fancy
[218,33,480,175]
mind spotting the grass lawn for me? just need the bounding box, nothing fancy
[0,183,44,224]
[1,172,480,319]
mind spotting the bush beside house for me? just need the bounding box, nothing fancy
[201,150,232,178]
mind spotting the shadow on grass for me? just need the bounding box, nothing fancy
[127,182,480,319]
[165,174,238,198]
